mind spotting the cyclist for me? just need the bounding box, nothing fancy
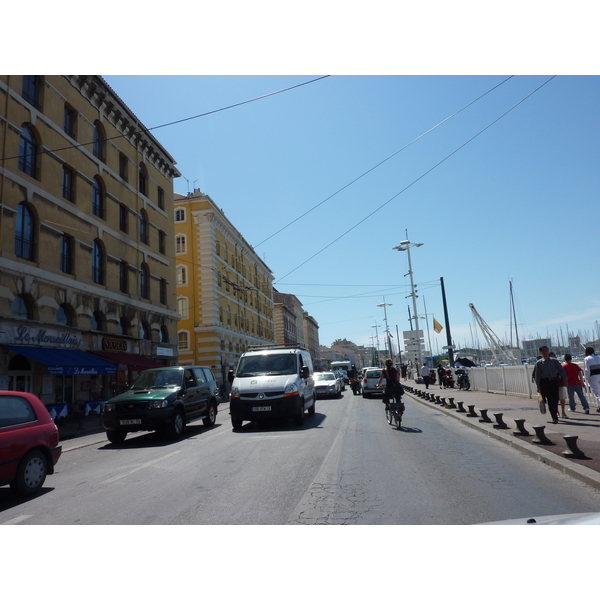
[377,358,401,406]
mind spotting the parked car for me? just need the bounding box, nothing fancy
[314,372,342,398]
[333,371,346,391]
[102,366,220,443]
[0,391,62,496]
[362,368,383,398]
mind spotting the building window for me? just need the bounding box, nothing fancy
[62,166,75,202]
[176,265,187,285]
[14,203,35,260]
[157,187,164,210]
[119,204,128,233]
[177,297,189,319]
[175,208,185,222]
[93,121,105,162]
[64,104,76,139]
[119,261,128,293]
[57,303,75,327]
[158,230,166,255]
[141,322,151,340]
[176,235,186,254]
[178,331,189,351]
[140,263,150,299]
[160,326,169,343]
[139,210,149,245]
[91,311,105,331]
[18,125,37,178]
[11,295,31,319]
[92,177,104,218]
[119,153,128,181]
[60,234,73,274]
[139,163,148,196]
[160,278,167,305]
[22,76,41,108]
[92,239,105,285]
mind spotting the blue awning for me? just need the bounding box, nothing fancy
[4,345,118,375]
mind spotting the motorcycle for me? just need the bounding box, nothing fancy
[350,378,362,395]
[456,368,471,391]
[443,369,455,389]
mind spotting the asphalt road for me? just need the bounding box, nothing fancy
[2,391,599,525]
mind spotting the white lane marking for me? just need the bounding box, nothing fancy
[2,514,33,525]
[103,450,181,484]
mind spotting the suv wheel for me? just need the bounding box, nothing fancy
[231,417,243,431]
[107,430,127,444]
[203,401,217,427]
[295,400,305,426]
[166,409,185,439]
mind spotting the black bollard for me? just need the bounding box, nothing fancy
[478,408,493,423]
[562,435,586,458]
[456,400,466,413]
[434,396,442,405]
[447,398,456,409]
[532,425,553,445]
[492,413,509,429]
[466,405,478,418]
[513,419,531,436]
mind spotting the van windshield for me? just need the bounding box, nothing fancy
[236,354,297,377]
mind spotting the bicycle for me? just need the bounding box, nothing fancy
[378,385,405,430]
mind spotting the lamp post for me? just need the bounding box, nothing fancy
[372,323,381,366]
[378,298,394,360]
[393,236,424,369]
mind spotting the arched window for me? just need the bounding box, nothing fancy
[140,322,151,340]
[92,239,105,284]
[92,177,104,218]
[119,316,131,336]
[140,263,150,299]
[178,331,189,351]
[57,303,75,327]
[176,234,186,254]
[139,209,149,244]
[18,125,37,177]
[177,297,189,319]
[159,325,169,343]
[176,265,187,285]
[139,162,148,196]
[90,311,105,331]
[93,121,105,161]
[11,295,31,319]
[14,203,35,260]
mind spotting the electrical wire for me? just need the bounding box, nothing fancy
[254,76,514,249]
[274,76,556,284]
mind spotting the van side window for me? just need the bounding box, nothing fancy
[193,368,206,384]
[298,355,304,373]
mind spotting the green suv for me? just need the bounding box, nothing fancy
[102,366,220,443]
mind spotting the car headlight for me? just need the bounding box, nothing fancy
[103,403,116,412]
[148,400,168,409]
[284,383,298,396]
[230,385,239,398]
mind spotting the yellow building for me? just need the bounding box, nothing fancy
[0,75,180,411]
[174,190,275,387]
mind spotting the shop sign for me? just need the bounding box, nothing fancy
[102,338,128,352]
[14,325,81,348]
[156,347,174,357]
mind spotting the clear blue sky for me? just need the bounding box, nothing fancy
[102,74,600,354]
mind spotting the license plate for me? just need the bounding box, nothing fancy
[252,406,271,412]
[120,419,142,425]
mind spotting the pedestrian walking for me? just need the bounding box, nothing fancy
[534,345,568,424]
[550,352,568,418]
[401,363,407,381]
[421,363,430,389]
[437,364,445,389]
[584,347,600,412]
[562,354,590,414]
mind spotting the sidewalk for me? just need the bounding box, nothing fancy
[404,379,600,491]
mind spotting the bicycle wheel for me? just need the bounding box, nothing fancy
[386,408,393,425]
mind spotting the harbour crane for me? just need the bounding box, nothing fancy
[469,303,518,366]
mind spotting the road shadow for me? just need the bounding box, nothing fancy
[231,412,326,433]
[0,486,54,513]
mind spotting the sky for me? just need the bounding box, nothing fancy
[99,73,600,355]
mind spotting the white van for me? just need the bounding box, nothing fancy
[228,346,316,430]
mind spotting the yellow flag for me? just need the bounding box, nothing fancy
[433,318,443,333]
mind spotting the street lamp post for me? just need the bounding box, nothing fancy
[372,323,381,367]
[378,298,394,360]
[393,236,424,370]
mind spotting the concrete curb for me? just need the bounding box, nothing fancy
[405,390,600,492]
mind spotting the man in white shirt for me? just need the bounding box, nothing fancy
[584,347,600,412]
[421,363,430,389]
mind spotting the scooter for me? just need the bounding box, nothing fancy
[456,368,471,391]
[443,369,455,389]
[350,378,362,395]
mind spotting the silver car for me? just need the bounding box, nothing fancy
[314,372,342,398]
[362,368,383,398]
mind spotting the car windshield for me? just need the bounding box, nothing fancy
[316,373,335,381]
[131,370,183,390]
[236,354,297,377]
[367,370,382,378]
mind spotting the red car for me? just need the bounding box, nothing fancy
[0,391,62,496]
